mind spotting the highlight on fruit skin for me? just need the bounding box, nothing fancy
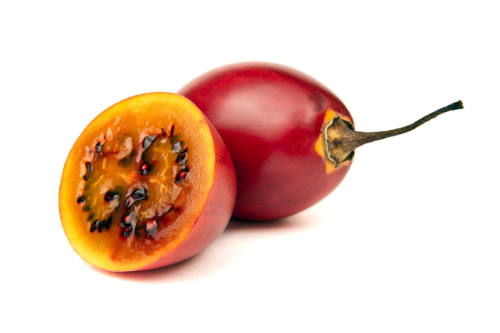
[178,62,463,221]
[59,93,236,272]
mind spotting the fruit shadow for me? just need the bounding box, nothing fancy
[92,213,310,283]
[223,215,308,233]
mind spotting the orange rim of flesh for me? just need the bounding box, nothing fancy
[59,93,215,272]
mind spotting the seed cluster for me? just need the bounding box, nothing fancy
[76,125,191,244]
[118,127,190,239]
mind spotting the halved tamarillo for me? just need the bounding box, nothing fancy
[59,93,236,271]
[178,62,463,221]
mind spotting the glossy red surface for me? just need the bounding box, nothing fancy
[179,62,354,221]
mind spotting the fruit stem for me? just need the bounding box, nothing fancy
[323,100,464,167]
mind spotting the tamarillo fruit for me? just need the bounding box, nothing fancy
[178,62,463,221]
[59,93,236,271]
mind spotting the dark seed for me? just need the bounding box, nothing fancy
[145,220,157,235]
[98,221,105,233]
[122,212,134,226]
[90,220,98,232]
[77,195,86,204]
[104,190,120,202]
[132,188,147,200]
[88,212,95,221]
[175,150,187,163]
[122,225,133,237]
[139,162,151,175]
[170,125,174,137]
[161,128,166,136]
[96,142,102,154]
[106,217,112,230]
[143,136,155,150]
[172,142,182,153]
[82,205,91,212]
[125,196,134,209]
[85,162,93,174]
[175,167,189,184]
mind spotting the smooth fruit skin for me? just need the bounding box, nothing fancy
[178,62,354,221]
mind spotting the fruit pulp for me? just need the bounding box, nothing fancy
[59,93,227,271]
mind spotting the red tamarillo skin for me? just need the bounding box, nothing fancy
[179,62,354,221]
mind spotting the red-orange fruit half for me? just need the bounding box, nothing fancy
[59,93,236,272]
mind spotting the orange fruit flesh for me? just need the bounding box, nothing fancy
[59,93,215,271]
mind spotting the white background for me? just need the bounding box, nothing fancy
[1,1,499,332]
